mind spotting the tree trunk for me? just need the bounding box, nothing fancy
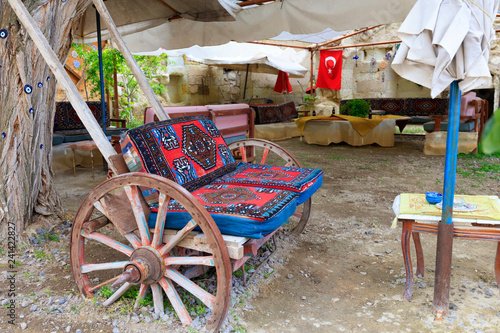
[0,0,91,237]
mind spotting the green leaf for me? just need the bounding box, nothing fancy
[480,110,500,154]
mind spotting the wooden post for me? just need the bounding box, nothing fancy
[91,0,169,121]
[7,0,118,172]
[309,49,315,97]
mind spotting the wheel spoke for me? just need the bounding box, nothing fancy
[134,284,148,309]
[152,192,170,249]
[159,220,197,256]
[165,268,216,310]
[81,261,128,274]
[164,256,214,267]
[81,231,133,256]
[124,185,152,246]
[151,283,164,315]
[124,233,141,249]
[239,146,247,163]
[260,148,270,165]
[103,282,132,307]
[159,277,192,326]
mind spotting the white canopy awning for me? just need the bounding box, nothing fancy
[134,41,309,78]
[122,0,418,51]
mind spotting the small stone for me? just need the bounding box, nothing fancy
[365,230,374,235]
[449,303,458,311]
[112,328,120,333]
[21,300,30,308]
[112,319,119,326]
[247,269,255,274]
[417,282,426,288]
[66,326,71,333]
[30,305,38,312]
[301,296,306,300]
[131,316,140,323]
[145,316,152,323]
[58,298,67,305]
[385,249,392,254]
[1,299,9,306]
[52,249,60,255]
[287,274,294,279]
[20,322,27,330]
[40,272,45,277]
[485,288,493,297]
[76,330,82,333]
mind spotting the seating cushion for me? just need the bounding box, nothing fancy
[423,120,476,133]
[148,184,298,238]
[210,162,323,205]
[121,116,237,192]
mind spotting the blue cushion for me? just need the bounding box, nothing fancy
[423,120,476,132]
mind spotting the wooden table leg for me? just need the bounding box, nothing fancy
[412,232,425,277]
[71,149,76,176]
[401,220,414,301]
[496,242,500,288]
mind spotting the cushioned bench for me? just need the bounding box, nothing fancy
[120,115,323,239]
[53,101,127,144]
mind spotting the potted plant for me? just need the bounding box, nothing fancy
[339,99,371,118]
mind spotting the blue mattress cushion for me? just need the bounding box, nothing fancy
[148,184,298,239]
[210,162,323,205]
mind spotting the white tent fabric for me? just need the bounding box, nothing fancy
[74,0,240,43]
[270,28,347,44]
[392,0,499,98]
[134,41,309,78]
[122,0,417,51]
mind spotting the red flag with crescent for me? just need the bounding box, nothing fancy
[316,50,343,90]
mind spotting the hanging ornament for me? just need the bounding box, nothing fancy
[46,76,50,82]
[382,72,385,82]
[385,52,392,60]
[40,144,44,149]
[0,29,8,39]
[380,61,387,69]
[73,60,81,68]
[353,49,359,67]
[37,82,43,88]
[71,50,78,58]
[24,85,33,94]
[370,58,376,76]
[1,133,6,138]
[29,108,34,114]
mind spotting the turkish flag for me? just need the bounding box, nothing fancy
[316,50,343,90]
[273,71,293,93]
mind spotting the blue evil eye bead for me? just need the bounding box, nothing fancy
[40,144,44,149]
[24,85,33,94]
[1,133,6,138]
[29,108,34,114]
[385,52,392,60]
[0,29,7,39]
[353,55,359,60]
[46,76,50,82]
[61,0,67,2]
[37,82,43,88]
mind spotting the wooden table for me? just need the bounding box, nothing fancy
[66,140,99,178]
[392,194,500,301]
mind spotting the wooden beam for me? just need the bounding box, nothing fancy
[91,0,170,121]
[7,0,118,172]
[319,40,401,51]
[238,0,275,7]
[248,41,310,50]
[315,25,383,48]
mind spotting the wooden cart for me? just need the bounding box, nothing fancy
[9,1,320,331]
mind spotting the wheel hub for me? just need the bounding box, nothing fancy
[123,246,165,285]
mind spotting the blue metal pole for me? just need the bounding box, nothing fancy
[433,80,461,319]
[96,10,107,137]
[441,80,461,223]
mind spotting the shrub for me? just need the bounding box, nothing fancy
[340,99,371,118]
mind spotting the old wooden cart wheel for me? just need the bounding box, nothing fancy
[228,138,311,234]
[70,173,232,332]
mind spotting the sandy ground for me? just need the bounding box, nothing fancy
[1,134,499,333]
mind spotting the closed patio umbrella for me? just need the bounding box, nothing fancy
[392,0,499,319]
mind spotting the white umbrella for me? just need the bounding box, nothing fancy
[392,0,498,98]
[391,0,499,320]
